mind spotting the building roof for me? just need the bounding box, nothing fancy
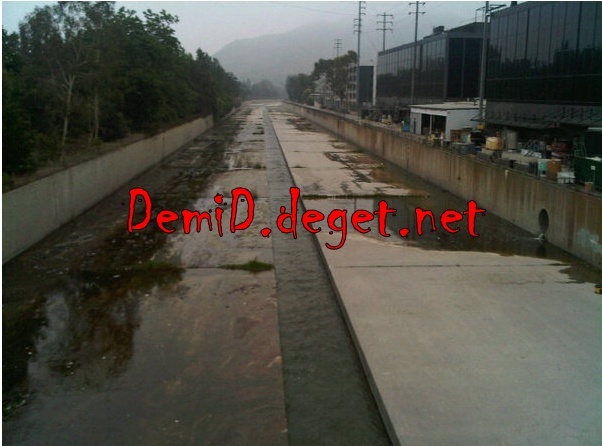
[490,1,542,18]
[378,22,483,56]
[411,101,481,112]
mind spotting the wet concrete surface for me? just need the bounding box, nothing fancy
[268,104,601,282]
[3,104,288,445]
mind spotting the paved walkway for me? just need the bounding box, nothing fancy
[267,104,602,446]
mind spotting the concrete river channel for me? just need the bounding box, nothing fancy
[3,101,601,445]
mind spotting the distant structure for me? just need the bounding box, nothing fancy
[375,23,484,121]
[334,38,342,58]
[376,12,393,52]
[484,1,602,133]
[345,63,374,113]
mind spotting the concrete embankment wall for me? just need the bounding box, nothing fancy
[287,103,602,269]
[3,115,213,263]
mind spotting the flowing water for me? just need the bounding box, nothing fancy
[263,107,393,445]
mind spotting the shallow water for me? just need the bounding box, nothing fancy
[3,110,290,445]
[263,107,393,445]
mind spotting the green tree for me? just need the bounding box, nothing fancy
[190,49,241,119]
[19,3,97,155]
[286,73,314,104]
[250,79,280,99]
[79,1,117,144]
[312,50,357,102]
[3,1,243,177]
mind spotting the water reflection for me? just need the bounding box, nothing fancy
[361,156,600,272]
[382,194,560,260]
[363,194,600,286]
[329,154,601,285]
[3,262,182,420]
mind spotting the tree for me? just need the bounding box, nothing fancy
[79,1,117,144]
[20,3,94,154]
[190,49,241,119]
[2,28,41,174]
[286,73,314,104]
[312,50,357,102]
[3,1,243,177]
[249,79,280,99]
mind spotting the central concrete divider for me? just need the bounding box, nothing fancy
[3,115,213,263]
[286,103,602,269]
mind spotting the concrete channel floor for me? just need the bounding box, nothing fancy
[3,104,287,445]
[266,104,602,446]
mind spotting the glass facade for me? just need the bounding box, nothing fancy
[376,46,414,99]
[415,39,446,99]
[359,66,374,104]
[448,38,482,99]
[486,1,602,104]
[376,23,483,106]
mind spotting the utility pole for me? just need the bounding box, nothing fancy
[409,2,425,107]
[478,1,489,123]
[334,38,342,58]
[477,2,504,122]
[377,13,393,52]
[354,1,366,112]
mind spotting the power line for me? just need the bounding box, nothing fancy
[272,2,356,16]
[376,12,393,51]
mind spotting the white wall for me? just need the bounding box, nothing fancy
[445,109,478,140]
[410,112,422,135]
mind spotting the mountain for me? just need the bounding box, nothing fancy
[213,5,482,95]
[213,20,356,93]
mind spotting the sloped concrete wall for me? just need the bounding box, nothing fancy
[288,103,602,268]
[3,115,213,263]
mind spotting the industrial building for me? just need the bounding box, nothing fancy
[409,101,480,142]
[483,1,602,190]
[375,22,484,120]
[344,64,374,112]
[484,1,602,135]
[371,1,602,189]
[314,63,373,113]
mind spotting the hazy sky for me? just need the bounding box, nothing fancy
[2,1,489,56]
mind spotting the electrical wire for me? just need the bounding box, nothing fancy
[272,2,356,16]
